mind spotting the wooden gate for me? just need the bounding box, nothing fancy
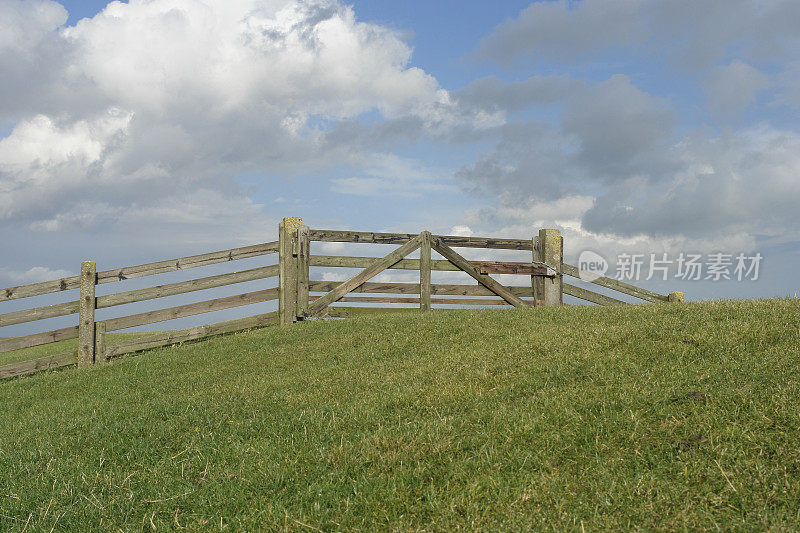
[0,215,683,380]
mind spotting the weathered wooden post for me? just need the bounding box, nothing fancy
[668,291,684,303]
[532,236,543,305]
[279,217,302,326]
[94,321,106,364]
[78,261,96,366]
[296,224,310,319]
[534,229,563,306]
[419,231,432,311]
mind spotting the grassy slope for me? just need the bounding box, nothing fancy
[1,299,798,531]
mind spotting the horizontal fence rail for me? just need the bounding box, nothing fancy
[0,241,278,302]
[1,241,282,380]
[104,311,279,359]
[310,256,550,275]
[561,264,669,303]
[309,229,532,250]
[102,288,279,332]
[1,216,683,381]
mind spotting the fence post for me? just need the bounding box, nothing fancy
[532,236,542,305]
[95,322,106,364]
[296,224,310,319]
[78,261,96,367]
[420,231,432,311]
[539,229,563,306]
[279,217,302,326]
[668,291,684,303]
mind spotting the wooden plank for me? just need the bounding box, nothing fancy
[296,225,310,318]
[474,261,550,275]
[309,280,421,294]
[320,307,419,318]
[307,236,422,317]
[308,280,537,297]
[563,284,626,306]
[104,311,278,359]
[95,241,279,284]
[310,255,548,275]
[420,231,432,311]
[308,229,531,250]
[430,238,529,308]
[96,265,278,309]
[0,275,80,302]
[561,263,669,303]
[309,295,532,306]
[0,326,79,353]
[102,288,279,332]
[78,261,96,367]
[311,255,455,271]
[0,300,79,327]
[438,235,532,250]
[0,350,77,380]
[311,295,421,304]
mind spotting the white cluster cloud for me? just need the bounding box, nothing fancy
[0,0,472,242]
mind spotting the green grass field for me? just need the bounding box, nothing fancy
[1,299,799,530]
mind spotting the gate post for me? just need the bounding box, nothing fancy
[279,217,303,326]
[537,229,563,306]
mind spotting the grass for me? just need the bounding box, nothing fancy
[1,299,799,530]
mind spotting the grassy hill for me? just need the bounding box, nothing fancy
[1,299,798,531]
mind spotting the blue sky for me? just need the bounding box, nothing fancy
[1,0,799,331]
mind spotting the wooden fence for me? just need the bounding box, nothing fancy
[0,216,683,380]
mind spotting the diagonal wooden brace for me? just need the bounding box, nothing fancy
[431,237,529,308]
[306,234,423,317]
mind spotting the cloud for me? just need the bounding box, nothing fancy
[582,125,800,241]
[0,266,72,285]
[475,0,800,70]
[330,153,455,197]
[773,62,800,111]
[457,75,676,201]
[475,0,644,65]
[452,74,577,113]
[704,61,769,118]
[561,75,675,179]
[456,71,800,248]
[0,0,477,236]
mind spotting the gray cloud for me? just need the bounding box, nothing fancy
[704,61,769,118]
[562,75,676,179]
[475,0,644,66]
[457,72,800,245]
[453,74,577,113]
[475,0,800,70]
[457,75,677,199]
[582,126,800,240]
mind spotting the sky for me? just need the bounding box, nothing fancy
[2,0,800,328]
